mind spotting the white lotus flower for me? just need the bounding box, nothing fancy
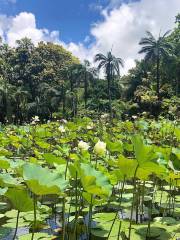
[94,140,106,156]
[132,115,138,119]
[32,116,40,122]
[78,140,89,151]
[31,121,36,125]
[100,114,109,120]
[58,125,66,133]
[87,122,94,130]
[61,119,68,124]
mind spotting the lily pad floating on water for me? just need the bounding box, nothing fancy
[0,202,9,211]
[93,212,116,223]
[5,209,21,218]
[173,207,180,218]
[0,213,5,219]
[121,193,133,202]
[24,212,48,222]
[154,217,177,225]
[124,185,134,192]
[18,232,52,240]
[3,218,28,228]
[91,228,109,239]
[136,226,171,240]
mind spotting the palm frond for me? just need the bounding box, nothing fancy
[162,30,171,39]
[94,53,107,62]
[146,31,156,41]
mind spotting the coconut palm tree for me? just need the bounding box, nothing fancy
[94,51,124,117]
[138,31,173,99]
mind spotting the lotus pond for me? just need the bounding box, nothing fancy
[0,117,179,240]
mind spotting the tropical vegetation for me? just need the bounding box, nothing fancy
[0,117,179,239]
[0,14,179,240]
[0,15,179,122]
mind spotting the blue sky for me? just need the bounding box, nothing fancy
[0,0,179,74]
[0,0,111,43]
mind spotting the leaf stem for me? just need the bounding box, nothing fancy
[88,194,93,240]
[13,210,20,240]
[128,165,139,240]
[31,194,37,240]
[107,176,126,239]
[62,197,66,240]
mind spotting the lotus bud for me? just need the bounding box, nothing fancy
[61,119,68,124]
[58,125,66,133]
[100,113,109,120]
[94,140,106,156]
[87,122,94,130]
[78,140,90,151]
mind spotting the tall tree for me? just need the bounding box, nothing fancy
[94,51,124,117]
[81,60,97,108]
[64,64,82,117]
[138,31,173,99]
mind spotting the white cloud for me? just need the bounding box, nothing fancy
[0,0,179,75]
[65,0,180,74]
[0,12,60,46]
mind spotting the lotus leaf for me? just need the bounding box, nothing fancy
[23,163,68,195]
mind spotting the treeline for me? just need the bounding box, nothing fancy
[0,15,179,123]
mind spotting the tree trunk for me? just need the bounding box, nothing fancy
[62,83,66,117]
[156,56,160,100]
[107,64,112,119]
[70,71,73,92]
[176,65,180,97]
[84,72,88,108]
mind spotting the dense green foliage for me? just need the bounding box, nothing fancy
[0,15,179,123]
[122,17,180,119]
[0,117,179,239]
[0,39,79,123]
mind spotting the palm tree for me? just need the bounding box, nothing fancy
[138,31,172,99]
[82,60,90,108]
[64,64,83,117]
[81,60,98,108]
[94,51,124,117]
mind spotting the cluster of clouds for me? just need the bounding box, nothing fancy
[0,12,60,46]
[0,0,180,74]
